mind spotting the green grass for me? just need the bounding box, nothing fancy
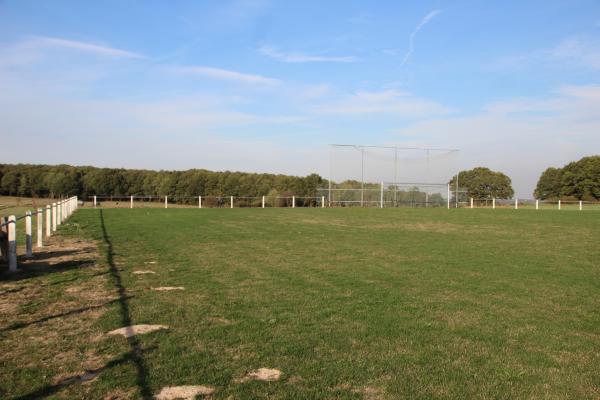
[2,208,600,399]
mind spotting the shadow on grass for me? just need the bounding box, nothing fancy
[11,209,154,399]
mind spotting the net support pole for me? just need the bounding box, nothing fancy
[25,211,32,258]
[8,215,17,272]
[380,181,384,208]
[37,208,43,248]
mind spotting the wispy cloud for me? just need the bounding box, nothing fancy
[170,66,281,85]
[400,9,442,67]
[259,46,358,63]
[550,37,600,69]
[31,36,144,59]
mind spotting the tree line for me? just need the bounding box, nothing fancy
[0,164,325,201]
[534,156,600,200]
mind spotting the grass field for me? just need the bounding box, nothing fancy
[1,208,599,399]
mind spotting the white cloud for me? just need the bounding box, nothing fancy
[315,89,449,116]
[32,36,145,59]
[400,9,442,67]
[170,66,281,85]
[550,37,600,69]
[259,46,358,63]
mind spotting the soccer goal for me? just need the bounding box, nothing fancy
[320,144,464,207]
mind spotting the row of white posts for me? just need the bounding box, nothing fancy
[468,198,583,210]
[93,195,329,209]
[1,196,78,273]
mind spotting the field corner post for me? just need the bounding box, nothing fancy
[25,211,33,258]
[8,215,17,272]
[37,208,43,248]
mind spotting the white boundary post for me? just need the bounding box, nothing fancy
[57,201,62,225]
[46,205,51,236]
[94,195,97,208]
[25,211,32,258]
[292,196,296,208]
[536,200,539,210]
[262,196,265,209]
[230,196,234,208]
[37,208,43,248]
[199,196,202,209]
[130,195,134,209]
[515,198,518,210]
[492,198,496,209]
[470,198,474,209]
[579,200,583,211]
[52,203,57,231]
[321,196,325,208]
[8,215,17,272]
[165,196,168,209]
[558,200,561,210]
[447,184,450,209]
[380,181,384,208]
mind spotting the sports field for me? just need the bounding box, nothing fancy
[1,208,599,399]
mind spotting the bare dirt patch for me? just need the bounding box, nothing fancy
[152,286,184,291]
[236,368,282,383]
[107,324,168,338]
[154,385,215,399]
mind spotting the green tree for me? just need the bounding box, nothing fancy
[449,167,514,199]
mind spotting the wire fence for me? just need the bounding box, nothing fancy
[1,197,79,273]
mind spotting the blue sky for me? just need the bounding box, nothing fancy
[1,0,599,196]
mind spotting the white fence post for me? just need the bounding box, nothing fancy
[52,203,57,231]
[46,205,51,237]
[37,208,43,248]
[558,200,561,210]
[262,196,265,209]
[579,200,583,211]
[230,196,234,209]
[447,184,450,209]
[94,195,97,208]
[199,196,202,209]
[130,195,134,209]
[57,201,62,225]
[321,196,325,208]
[515,198,518,210]
[8,215,17,272]
[380,181,384,208]
[25,211,32,258]
[492,198,496,209]
[292,196,296,208]
[165,196,168,209]
[536,200,539,210]
[470,197,474,209]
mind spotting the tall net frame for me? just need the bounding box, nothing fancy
[323,144,464,207]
